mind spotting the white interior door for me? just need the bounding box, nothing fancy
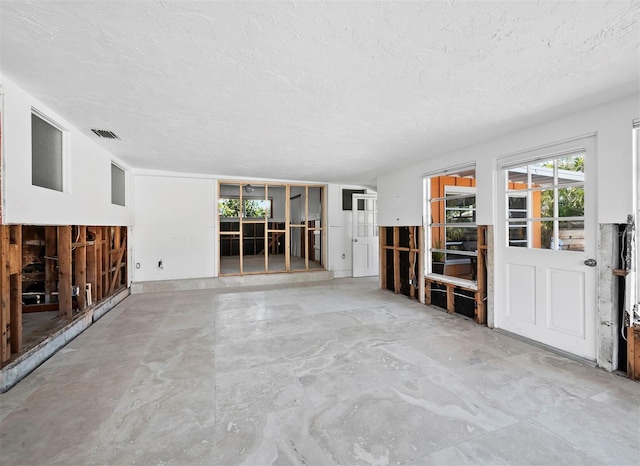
[496,136,597,360]
[352,194,379,277]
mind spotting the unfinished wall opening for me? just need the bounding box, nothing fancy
[218,182,325,276]
[31,110,64,192]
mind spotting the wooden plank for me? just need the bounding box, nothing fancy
[44,226,57,304]
[0,226,10,362]
[74,226,87,310]
[94,227,103,301]
[393,227,400,294]
[9,226,22,354]
[86,229,97,304]
[57,226,73,319]
[409,226,416,299]
[379,227,386,290]
[446,284,455,313]
[102,227,110,295]
[424,279,432,305]
[418,226,425,305]
[629,325,640,381]
[110,247,126,291]
[476,225,487,324]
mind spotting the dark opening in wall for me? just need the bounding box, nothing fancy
[342,189,365,211]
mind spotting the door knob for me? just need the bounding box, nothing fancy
[584,258,597,267]
[353,238,358,242]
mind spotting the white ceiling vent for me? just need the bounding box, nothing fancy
[91,129,120,140]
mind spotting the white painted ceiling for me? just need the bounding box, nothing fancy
[1,1,638,186]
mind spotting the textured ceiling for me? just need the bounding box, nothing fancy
[1,1,638,186]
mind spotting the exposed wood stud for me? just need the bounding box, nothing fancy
[1,226,10,362]
[57,226,72,319]
[446,284,455,313]
[393,227,400,293]
[44,226,57,304]
[9,226,22,354]
[74,226,87,310]
[379,227,386,290]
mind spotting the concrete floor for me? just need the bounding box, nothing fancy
[0,277,638,465]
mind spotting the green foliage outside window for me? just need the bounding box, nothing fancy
[219,198,271,218]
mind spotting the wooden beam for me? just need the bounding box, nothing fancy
[446,284,455,313]
[86,227,97,305]
[379,227,386,290]
[418,226,425,305]
[475,225,487,324]
[629,325,640,381]
[44,226,57,304]
[424,279,432,305]
[0,226,10,362]
[57,226,73,319]
[393,227,400,293]
[102,227,110,296]
[74,226,87,310]
[9,225,22,354]
[409,226,416,299]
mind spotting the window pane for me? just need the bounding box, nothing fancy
[559,220,584,251]
[531,220,554,249]
[557,187,584,217]
[529,161,555,189]
[539,189,555,218]
[508,222,528,247]
[557,154,585,187]
[507,167,528,188]
[32,113,63,191]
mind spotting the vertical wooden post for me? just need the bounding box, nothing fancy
[74,226,86,310]
[57,226,72,319]
[393,227,400,293]
[409,226,416,299]
[86,227,97,304]
[379,227,386,290]
[102,227,110,295]
[9,225,22,354]
[418,226,425,305]
[446,284,455,313]
[44,226,57,303]
[0,226,10,362]
[94,227,103,301]
[476,225,487,324]
[424,279,432,305]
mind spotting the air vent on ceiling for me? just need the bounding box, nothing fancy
[91,129,120,139]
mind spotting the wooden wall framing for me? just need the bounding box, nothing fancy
[380,226,423,300]
[380,225,488,325]
[217,181,326,276]
[0,224,127,367]
[424,225,487,324]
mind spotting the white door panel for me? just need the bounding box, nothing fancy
[353,194,379,277]
[497,136,597,360]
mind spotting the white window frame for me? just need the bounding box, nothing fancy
[423,163,478,290]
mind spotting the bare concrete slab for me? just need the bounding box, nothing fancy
[0,278,637,465]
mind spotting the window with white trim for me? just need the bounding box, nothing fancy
[32,111,64,192]
[426,166,478,284]
[505,153,585,251]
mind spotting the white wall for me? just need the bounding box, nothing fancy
[1,76,132,226]
[132,172,216,281]
[378,95,639,227]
